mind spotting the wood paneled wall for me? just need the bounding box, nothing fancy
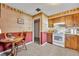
[0,4,33,33]
[0,3,1,17]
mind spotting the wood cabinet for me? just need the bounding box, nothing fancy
[65,15,74,27]
[65,14,79,27]
[77,36,79,51]
[65,35,78,50]
[65,35,71,48]
[48,19,54,27]
[48,13,79,27]
[53,17,65,24]
[70,36,78,50]
[47,33,52,44]
[48,17,65,27]
[73,13,79,26]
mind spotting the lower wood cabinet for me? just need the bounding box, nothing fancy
[47,33,52,44]
[65,35,79,50]
[70,36,78,50]
[65,35,71,48]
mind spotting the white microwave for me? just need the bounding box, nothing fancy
[65,27,74,34]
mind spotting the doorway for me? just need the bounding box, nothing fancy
[34,19,40,44]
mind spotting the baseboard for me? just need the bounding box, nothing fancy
[25,41,33,45]
[0,41,33,55]
[41,42,47,46]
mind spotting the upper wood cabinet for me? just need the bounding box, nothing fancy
[53,17,65,23]
[65,13,79,27]
[72,13,79,26]
[65,15,74,27]
[48,13,79,27]
[48,19,54,27]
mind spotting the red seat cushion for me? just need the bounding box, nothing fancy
[12,32,20,37]
[0,33,5,39]
[0,45,4,52]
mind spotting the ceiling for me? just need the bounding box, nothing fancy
[6,3,79,16]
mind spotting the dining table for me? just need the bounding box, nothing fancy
[0,37,24,56]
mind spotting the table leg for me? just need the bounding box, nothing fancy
[9,42,17,56]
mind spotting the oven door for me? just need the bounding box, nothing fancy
[53,32,65,42]
[53,32,65,47]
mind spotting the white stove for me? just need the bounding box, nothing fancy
[53,23,65,47]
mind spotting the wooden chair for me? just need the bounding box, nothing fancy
[8,37,26,56]
[14,33,27,55]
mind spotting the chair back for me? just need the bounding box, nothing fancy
[14,37,23,43]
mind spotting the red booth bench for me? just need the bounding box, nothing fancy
[0,32,32,52]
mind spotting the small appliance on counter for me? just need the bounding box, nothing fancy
[65,27,74,35]
[65,27,79,35]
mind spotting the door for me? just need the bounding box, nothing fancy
[73,14,79,26]
[34,19,40,44]
[65,15,74,27]
[47,33,52,44]
[65,35,71,48]
[70,36,77,50]
[65,35,77,50]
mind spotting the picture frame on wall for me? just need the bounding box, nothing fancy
[17,18,24,24]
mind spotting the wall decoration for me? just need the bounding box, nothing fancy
[17,18,24,24]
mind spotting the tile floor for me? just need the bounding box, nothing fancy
[17,43,79,56]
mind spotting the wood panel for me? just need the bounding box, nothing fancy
[48,17,65,27]
[47,33,52,44]
[48,13,79,28]
[70,36,77,50]
[73,13,79,26]
[48,19,54,27]
[48,8,79,19]
[77,36,79,51]
[65,35,71,48]
[65,15,74,27]
[65,35,78,50]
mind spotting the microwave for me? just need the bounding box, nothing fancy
[65,27,74,34]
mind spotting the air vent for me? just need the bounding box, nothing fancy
[36,8,41,12]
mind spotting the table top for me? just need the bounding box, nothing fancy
[0,37,24,43]
[0,38,14,43]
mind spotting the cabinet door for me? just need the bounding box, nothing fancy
[77,36,79,51]
[70,36,77,50]
[65,36,71,48]
[48,19,54,27]
[59,17,65,23]
[53,17,65,23]
[65,15,74,27]
[73,14,79,26]
[47,33,52,44]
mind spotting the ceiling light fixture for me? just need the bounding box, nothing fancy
[36,8,41,12]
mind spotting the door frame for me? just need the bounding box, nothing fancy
[33,18,40,44]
